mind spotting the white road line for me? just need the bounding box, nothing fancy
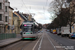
[46,34,57,50]
[38,34,44,50]
[32,34,43,50]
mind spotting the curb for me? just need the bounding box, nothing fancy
[0,39,21,47]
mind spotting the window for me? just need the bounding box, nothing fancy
[5,0,7,2]
[0,3,2,9]
[5,16,7,22]
[0,14,2,21]
[5,6,7,12]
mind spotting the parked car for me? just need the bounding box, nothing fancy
[61,26,70,37]
[56,28,61,35]
[53,29,57,34]
[38,31,40,33]
[50,29,53,33]
[69,32,75,39]
[40,31,43,33]
[46,30,49,32]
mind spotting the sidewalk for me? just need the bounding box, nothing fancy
[0,34,21,47]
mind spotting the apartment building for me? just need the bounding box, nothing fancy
[0,0,10,33]
[13,13,20,34]
[14,11,27,25]
[9,6,14,33]
[70,0,75,33]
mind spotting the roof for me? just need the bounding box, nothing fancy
[13,13,18,17]
[9,6,14,10]
[16,11,27,21]
[23,14,29,18]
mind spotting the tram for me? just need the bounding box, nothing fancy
[20,21,38,39]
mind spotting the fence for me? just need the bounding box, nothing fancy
[0,33,16,40]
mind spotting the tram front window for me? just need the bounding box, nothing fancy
[23,26,32,32]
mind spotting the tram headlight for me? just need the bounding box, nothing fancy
[24,33,25,34]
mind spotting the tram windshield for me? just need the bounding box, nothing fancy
[23,24,34,32]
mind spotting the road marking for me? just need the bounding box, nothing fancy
[32,34,43,50]
[38,33,44,50]
[46,34,57,50]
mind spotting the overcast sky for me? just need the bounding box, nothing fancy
[9,0,54,24]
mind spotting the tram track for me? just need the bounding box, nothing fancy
[0,40,35,50]
[0,33,42,50]
[21,40,36,50]
[46,33,57,50]
[0,29,65,50]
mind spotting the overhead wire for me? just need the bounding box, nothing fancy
[21,0,31,14]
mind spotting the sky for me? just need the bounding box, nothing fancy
[9,0,54,24]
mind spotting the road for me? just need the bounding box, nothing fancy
[0,29,66,50]
[48,32,75,50]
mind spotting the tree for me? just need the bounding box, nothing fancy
[47,8,70,30]
[67,0,72,3]
[48,0,71,30]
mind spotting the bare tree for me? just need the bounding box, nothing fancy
[49,0,69,14]
[48,0,71,29]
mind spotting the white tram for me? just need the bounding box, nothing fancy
[21,21,38,39]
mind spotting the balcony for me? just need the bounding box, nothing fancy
[5,2,10,6]
[0,0,3,2]
[5,12,9,16]
[0,10,4,14]
[0,21,4,24]
[5,22,8,24]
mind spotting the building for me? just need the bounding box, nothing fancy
[0,0,10,33]
[14,11,27,25]
[9,6,14,33]
[23,14,29,20]
[23,14,34,22]
[70,0,75,33]
[13,13,20,34]
[28,14,32,21]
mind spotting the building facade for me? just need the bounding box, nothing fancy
[14,11,27,25]
[13,13,20,34]
[70,0,75,33]
[9,6,14,33]
[0,0,10,33]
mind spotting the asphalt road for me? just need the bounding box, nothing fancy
[48,32,75,50]
[0,29,65,50]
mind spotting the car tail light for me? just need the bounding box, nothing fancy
[63,30,64,32]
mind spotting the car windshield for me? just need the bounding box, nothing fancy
[73,32,75,34]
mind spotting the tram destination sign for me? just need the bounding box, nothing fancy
[24,24,32,26]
